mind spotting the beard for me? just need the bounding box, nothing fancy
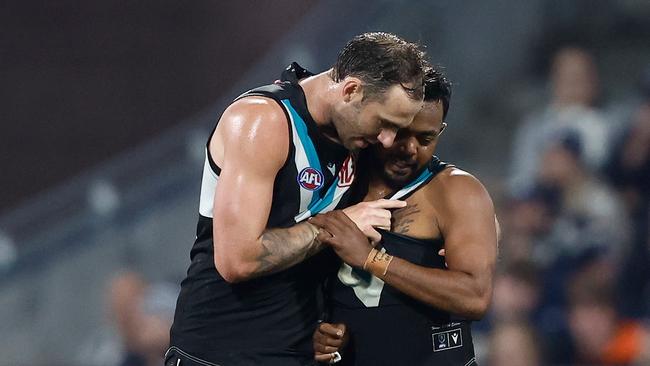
[378,153,421,189]
[330,101,366,150]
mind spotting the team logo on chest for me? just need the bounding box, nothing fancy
[337,155,355,187]
[297,167,324,191]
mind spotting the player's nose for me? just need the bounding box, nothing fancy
[403,137,418,154]
[377,128,397,148]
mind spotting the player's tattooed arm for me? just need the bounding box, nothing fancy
[253,222,324,276]
[252,198,409,277]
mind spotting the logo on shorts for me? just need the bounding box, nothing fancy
[432,327,463,352]
[298,167,324,191]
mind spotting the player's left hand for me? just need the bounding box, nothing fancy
[309,211,374,268]
[313,322,348,363]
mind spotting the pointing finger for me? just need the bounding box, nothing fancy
[368,199,407,209]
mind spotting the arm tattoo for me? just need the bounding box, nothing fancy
[254,222,324,276]
[392,204,421,235]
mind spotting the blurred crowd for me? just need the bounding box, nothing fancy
[481,46,650,365]
[100,272,176,366]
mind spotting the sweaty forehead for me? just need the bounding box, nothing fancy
[375,85,424,126]
[410,100,443,131]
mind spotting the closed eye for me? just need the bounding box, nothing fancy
[417,133,437,146]
[380,119,401,132]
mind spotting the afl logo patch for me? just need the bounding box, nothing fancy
[298,167,324,191]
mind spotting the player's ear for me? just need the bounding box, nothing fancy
[341,77,363,103]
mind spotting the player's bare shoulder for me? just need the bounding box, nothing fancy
[211,96,290,170]
[427,166,495,214]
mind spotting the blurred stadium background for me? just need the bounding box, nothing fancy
[2,1,650,365]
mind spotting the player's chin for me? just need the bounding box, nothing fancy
[387,161,416,177]
[384,167,414,185]
[345,138,369,151]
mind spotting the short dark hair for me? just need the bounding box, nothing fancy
[423,66,452,120]
[331,32,427,101]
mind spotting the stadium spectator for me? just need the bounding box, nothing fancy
[487,321,542,366]
[535,131,629,264]
[490,261,542,323]
[509,46,612,196]
[498,185,561,266]
[606,67,650,318]
[566,260,650,365]
[109,272,177,366]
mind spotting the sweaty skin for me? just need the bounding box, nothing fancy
[311,99,498,362]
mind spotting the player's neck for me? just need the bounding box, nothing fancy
[300,71,344,146]
[365,173,397,201]
[299,71,335,127]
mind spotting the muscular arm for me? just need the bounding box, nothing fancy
[211,97,325,283]
[380,171,497,319]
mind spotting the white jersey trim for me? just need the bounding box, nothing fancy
[198,149,219,218]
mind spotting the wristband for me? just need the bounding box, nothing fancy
[363,248,393,277]
[363,248,379,271]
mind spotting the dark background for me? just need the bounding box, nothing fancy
[0,0,317,213]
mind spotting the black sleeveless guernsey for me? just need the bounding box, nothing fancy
[328,157,478,366]
[170,70,355,365]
